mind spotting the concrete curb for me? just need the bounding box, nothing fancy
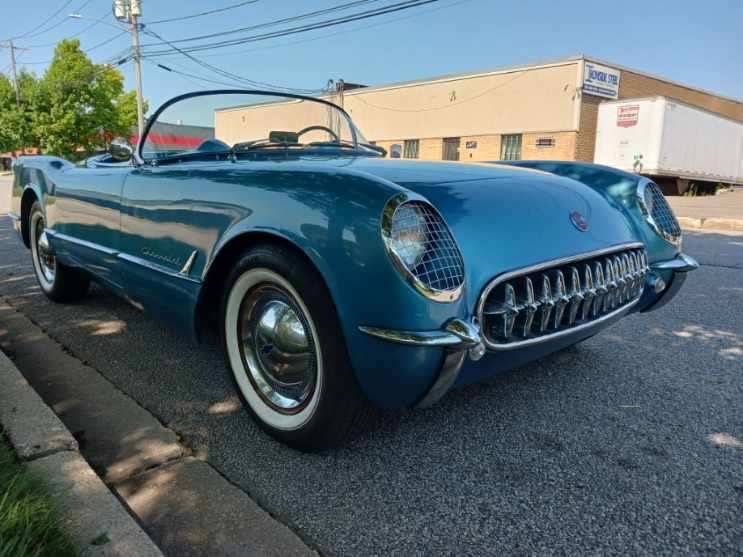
[677,216,743,232]
[0,350,164,557]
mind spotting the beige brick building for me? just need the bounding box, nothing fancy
[332,55,743,163]
[215,55,742,165]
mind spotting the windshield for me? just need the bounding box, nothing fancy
[139,91,377,162]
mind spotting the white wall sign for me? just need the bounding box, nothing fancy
[583,62,621,99]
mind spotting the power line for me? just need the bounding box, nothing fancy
[24,10,111,49]
[16,32,130,66]
[147,0,261,25]
[141,0,383,47]
[9,0,79,41]
[140,0,438,56]
[142,27,321,94]
[154,0,473,60]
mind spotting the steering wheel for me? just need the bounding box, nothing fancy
[297,125,339,143]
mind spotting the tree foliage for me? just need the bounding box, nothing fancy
[0,39,143,159]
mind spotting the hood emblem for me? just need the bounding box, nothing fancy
[569,211,589,232]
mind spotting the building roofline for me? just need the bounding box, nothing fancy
[580,54,743,105]
[343,55,583,97]
[343,54,742,105]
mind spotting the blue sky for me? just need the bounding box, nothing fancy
[1,0,741,112]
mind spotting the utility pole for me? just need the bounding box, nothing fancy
[129,0,145,138]
[115,0,144,138]
[1,39,22,106]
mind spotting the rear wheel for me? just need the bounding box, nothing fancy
[29,202,90,302]
[221,243,369,451]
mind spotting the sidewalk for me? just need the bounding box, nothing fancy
[667,188,743,231]
[0,348,163,556]
[0,299,315,556]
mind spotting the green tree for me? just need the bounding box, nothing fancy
[32,39,142,159]
[0,71,39,153]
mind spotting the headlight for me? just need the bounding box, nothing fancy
[381,194,464,302]
[389,203,427,268]
[637,181,682,247]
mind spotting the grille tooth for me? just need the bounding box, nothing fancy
[593,263,606,317]
[552,270,570,329]
[481,247,649,348]
[567,266,583,325]
[502,283,518,338]
[520,277,538,337]
[604,259,617,311]
[483,282,519,340]
[581,264,595,321]
[538,274,554,332]
[620,254,631,302]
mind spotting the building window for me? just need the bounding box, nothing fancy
[500,134,522,160]
[442,137,460,161]
[403,139,419,159]
[536,136,555,147]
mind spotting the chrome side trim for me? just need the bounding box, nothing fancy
[47,230,201,284]
[119,253,201,284]
[651,253,699,273]
[477,243,645,351]
[45,229,118,256]
[180,250,198,275]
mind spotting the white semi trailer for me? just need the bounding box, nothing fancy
[594,96,743,194]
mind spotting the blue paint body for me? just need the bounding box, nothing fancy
[10,153,682,408]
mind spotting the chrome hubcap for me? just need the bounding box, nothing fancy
[238,286,317,413]
[34,216,56,283]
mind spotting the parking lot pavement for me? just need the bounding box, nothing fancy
[0,215,741,555]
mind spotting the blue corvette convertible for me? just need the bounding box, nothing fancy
[9,90,697,450]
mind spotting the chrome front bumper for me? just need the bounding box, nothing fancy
[360,319,485,408]
[359,252,699,408]
[642,252,699,312]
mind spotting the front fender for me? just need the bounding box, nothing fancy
[191,165,466,406]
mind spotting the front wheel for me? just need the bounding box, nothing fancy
[221,244,369,451]
[29,202,90,302]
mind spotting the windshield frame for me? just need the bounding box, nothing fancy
[135,89,363,166]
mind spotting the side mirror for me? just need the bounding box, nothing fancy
[109,137,133,162]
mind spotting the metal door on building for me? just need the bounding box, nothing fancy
[442,137,460,161]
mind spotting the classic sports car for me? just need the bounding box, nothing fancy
[9,90,697,450]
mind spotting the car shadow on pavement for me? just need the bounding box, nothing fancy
[1,217,742,554]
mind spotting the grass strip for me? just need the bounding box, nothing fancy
[0,434,76,557]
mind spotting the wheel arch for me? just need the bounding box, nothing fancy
[20,187,41,248]
[194,230,339,341]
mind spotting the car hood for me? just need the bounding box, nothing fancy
[340,158,638,302]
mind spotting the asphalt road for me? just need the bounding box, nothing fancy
[0,218,741,555]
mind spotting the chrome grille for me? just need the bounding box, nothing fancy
[394,201,465,293]
[644,182,682,244]
[478,245,648,349]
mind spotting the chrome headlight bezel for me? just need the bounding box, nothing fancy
[636,180,682,248]
[381,193,465,303]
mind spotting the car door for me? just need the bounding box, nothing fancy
[117,163,204,328]
[49,162,130,288]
